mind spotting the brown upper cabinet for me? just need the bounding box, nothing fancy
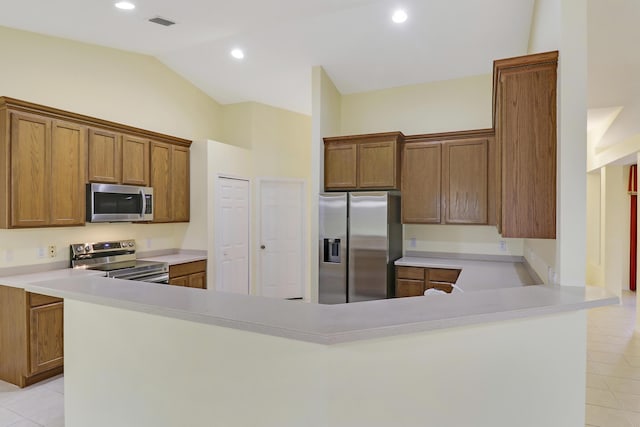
[88,129,121,183]
[493,51,558,239]
[442,138,490,224]
[401,130,496,225]
[88,131,150,186]
[0,111,86,228]
[122,135,150,186]
[150,141,190,223]
[324,132,403,191]
[401,142,441,223]
[0,97,191,228]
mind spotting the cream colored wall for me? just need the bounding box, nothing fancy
[340,74,492,136]
[65,300,588,427]
[0,26,224,269]
[528,0,560,53]
[0,26,222,141]
[404,225,523,256]
[586,171,605,286]
[310,67,343,302]
[523,239,557,285]
[221,102,254,149]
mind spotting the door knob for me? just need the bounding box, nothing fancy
[260,245,266,249]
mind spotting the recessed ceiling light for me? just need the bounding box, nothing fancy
[115,1,135,10]
[392,9,408,24]
[231,49,245,60]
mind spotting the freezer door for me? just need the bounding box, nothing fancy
[349,192,390,302]
[319,193,348,304]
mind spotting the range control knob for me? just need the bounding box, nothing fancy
[84,245,91,252]
[128,242,135,247]
[75,245,85,253]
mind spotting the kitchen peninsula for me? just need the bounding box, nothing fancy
[18,274,615,427]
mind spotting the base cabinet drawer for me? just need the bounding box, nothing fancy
[397,266,425,280]
[396,279,425,297]
[428,268,460,283]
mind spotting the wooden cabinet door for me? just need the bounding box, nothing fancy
[10,113,51,227]
[50,121,86,226]
[499,63,557,238]
[29,302,63,375]
[358,141,397,189]
[401,142,441,223]
[88,129,121,183]
[188,272,206,289]
[172,145,190,222]
[325,143,357,190]
[442,139,488,224]
[169,276,189,287]
[122,135,149,186]
[150,141,172,223]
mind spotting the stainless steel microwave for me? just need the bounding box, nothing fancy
[86,183,153,222]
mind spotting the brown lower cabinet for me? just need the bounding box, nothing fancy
[168,260,207,289]
[0,286,64,387]
[395,266,461,297]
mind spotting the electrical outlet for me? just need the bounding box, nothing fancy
[48,245,57,258]
[498,240,507,252]
[5,249,14,262]
[409,237,416,248]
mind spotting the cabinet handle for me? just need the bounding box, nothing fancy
[260,245,266,250]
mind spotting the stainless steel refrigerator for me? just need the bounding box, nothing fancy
[319,191,402,304]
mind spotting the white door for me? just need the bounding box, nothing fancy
[216,177,250,294]
[259,180,305,299]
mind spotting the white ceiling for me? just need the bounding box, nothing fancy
[0,0,534,115]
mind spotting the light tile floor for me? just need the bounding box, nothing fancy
[0,375,63,427]
[586,290,640,427]
[0,291,637,427]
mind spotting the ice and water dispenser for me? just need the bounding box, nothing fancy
[323,238,341,263]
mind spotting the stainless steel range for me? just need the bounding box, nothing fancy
[70,239,169,284]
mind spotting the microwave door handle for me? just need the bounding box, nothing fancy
[140,189,146,218]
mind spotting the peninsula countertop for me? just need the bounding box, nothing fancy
[23,274,616,345]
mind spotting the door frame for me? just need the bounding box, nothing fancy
[256,178,308,300]
[214,174,251,294]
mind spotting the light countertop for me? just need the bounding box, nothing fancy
[138,253,207,266]
[395,256,540,291]
[0,268,106,289]
[24,274,616,345]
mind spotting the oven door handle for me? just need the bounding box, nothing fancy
[140,189,147,219]
[142,273,169,283]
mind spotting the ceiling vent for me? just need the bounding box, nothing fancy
[149,16,176,26]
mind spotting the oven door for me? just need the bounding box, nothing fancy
[87,183,153,222]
